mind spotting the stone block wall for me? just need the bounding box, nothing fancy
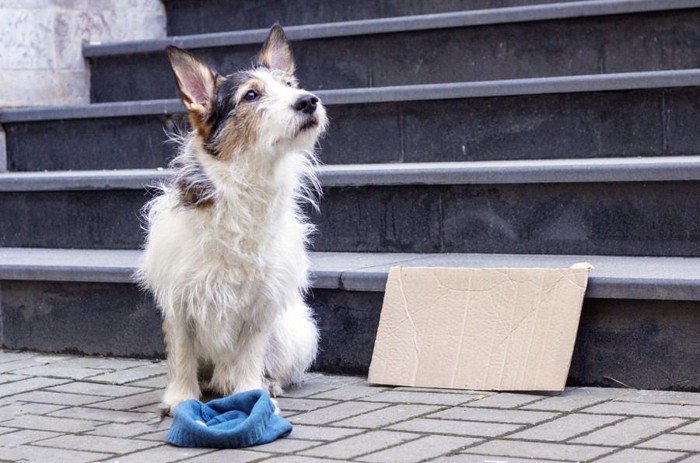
[0,0,166,108]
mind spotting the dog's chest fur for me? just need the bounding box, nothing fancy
[139,150,311,335]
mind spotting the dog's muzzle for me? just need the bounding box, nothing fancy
[293,95,319,115]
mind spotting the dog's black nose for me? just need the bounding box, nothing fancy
[294,95,318,114]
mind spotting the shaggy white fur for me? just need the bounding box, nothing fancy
[135,26,327,414]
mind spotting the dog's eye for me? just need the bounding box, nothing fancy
[285,81,292,87]
[244,90,259,101]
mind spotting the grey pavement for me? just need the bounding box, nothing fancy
[0,351,698,463]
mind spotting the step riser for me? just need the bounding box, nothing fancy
[3,180,700,256]
[4,115,179,172]
[6,88,700,171]
[2,281,697,390]
[165,0,586,36]
[91,10,700,103]
[312,182,700,256]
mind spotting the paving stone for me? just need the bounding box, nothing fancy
[13,364,108,380]
[282,409,303,419]
[277,397,339,412]
[260,457,332,463]
[436,456,565,463]
[674,421,700,434]
[387,417,523,437]
[128,374,167,388]
[87,364,166,385]
[133,428,170,441]
[0,373,28,384]
[58,356,155,371]
[286,424,363,441]
[282,375,364,398]
[88,390,162,410]
[467,393,547,409]
[334,404,441,428]
[359,390,478,406]
[2,414,98,433]
[679,455,700,463]
[0,444,109,463]
[11,390,105,406]
[617,390,700,406]
[0,402,65,421]
[0,377,69,398]
[582,401,700,419]
[34,434,160,454]
[573,417,687,446]
[523,387,630,412]
[47,381,148,397]
[509,413,622,442]
[133,403,163,413]
[48,406,155,423]
[99,445,213,462]
[249,437,323,454]
[290,401,389,425]
[181,448,272,462]
[0,426,17,435]
[464,440,613,461]
[393,386,493,395]
[311,383,391,401]
[0,429,59,447]
[638,433,700,452]
[300,430,418,459]
[429,407,558,424]
[594,448,689,463]
[359,435,477,463]
[88,421,164,438]
[0,352,36,363]
[0,357,64,374]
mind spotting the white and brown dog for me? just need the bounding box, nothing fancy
[136,25,326,415]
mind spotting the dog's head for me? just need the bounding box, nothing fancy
[166,25,327,161]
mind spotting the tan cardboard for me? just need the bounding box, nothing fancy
[368,265,590,391]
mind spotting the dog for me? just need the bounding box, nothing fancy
[136,24,327,415]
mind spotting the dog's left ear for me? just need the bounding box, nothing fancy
[166,46,218,136]
[258,24,295,75]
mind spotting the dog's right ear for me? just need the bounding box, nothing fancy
[166,46,217,135]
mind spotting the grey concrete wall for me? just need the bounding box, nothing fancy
[0,0,166,108]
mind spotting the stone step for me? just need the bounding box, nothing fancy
[1,157,699,256]
[163,0,589,35]
[3,71,700,171]
[1,247,698,389]
[84,1,700,102]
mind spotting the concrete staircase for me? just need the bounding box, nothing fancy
[1,0,699,390]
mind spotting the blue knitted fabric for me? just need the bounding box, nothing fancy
[167,390,292,448]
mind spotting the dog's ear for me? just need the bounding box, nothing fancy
[258,24,295,75]
[166,46,217,134]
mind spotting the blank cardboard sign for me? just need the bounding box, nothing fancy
[368,266,590,391]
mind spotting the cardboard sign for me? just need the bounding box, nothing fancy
[368,266,590,391]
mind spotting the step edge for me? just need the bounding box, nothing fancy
[2,249,700,301]
[3,70,698,123]
[82,0,700,57]
[2,157,700,191]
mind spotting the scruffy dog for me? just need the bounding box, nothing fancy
[136,25,326,415]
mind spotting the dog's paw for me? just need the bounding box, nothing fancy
[160,389,198,416]
[263,378,284,398]
[270,397,281,415]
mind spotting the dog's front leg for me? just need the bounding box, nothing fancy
[209,319,271,395]
[161,315,201,415]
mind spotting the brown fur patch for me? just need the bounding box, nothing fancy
[215,103,264,161]
[173,160,216,209]
[210,78,266,160]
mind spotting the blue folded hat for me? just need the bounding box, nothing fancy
[167,389,292,448]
